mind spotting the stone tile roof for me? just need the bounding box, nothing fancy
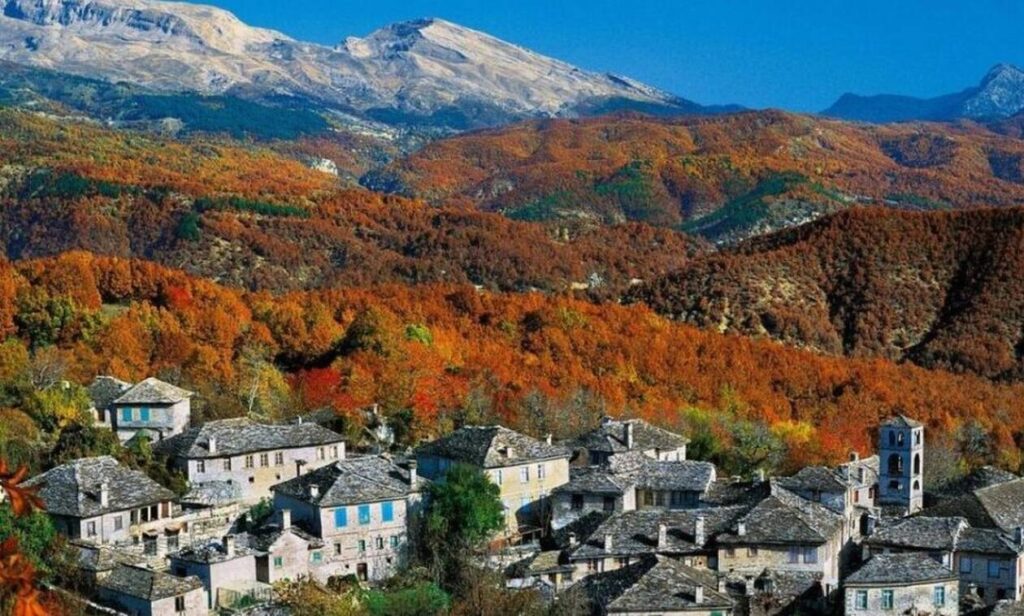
[72,541,144,573]
[776,466,848,494]
[571,506,748,560]
[153,417,344,459]
[753,569,825,599]
[170,538,260,564]
[98,564,203,601]
[570,418,689,455]
[975,601,1024,616]
[866,516,968,551]
[506,550,573,578]
[923,479,1024,533]
[113,377,193,405]
[845,553,957,586]
[24,456,175,518]
[88,376,131,411]
[607,452,716,493]
[552,467,632,496]
[717,484,842,547]
[835,455,880,488]
[271,455,422,507]
[415,425,570,468]
[957,527,1024,555]
[571,555,731,615]
[883,415,923,429]
[703,479,771,508]
[244,524,324,552]
[180,481,243,507]
[551,511,614,549]
[936,466,1020,498]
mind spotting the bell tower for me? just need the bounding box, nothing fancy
[878,415,924,513]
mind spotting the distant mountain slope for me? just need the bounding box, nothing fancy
[823,64,1024,123]
[366,111,1024,243]
[628,207,1024,380]
[0,0,720,129]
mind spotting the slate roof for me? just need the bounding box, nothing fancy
[865,516,968,551]
[883,415,923,429]
[73,541,143,573]
[571,418,689,455]
[923,479,1024,533]
[935,466,1020,498]
[703,479,771,508]
[415,425,570,468]
[98,564,203,601]
[24,456,176,518]
[776,466,848,494]
[975,601,1024,616]
[113,377,193,405]
[506,550,573,578]
[957,528,1024,556]
[570,506,748,560]
[845,553,957,586]
[170,538,260,564]
[607,452,716,492]
[835,455,880,488]
[153,417,344,459]
[180,481,243,507]
[88,376,131,411]
[552,467,632,496]
[245,524,324,552]
[753,569,825,599]
[271,455,423,507]
[717,484,842,547]
[571,555,731,615]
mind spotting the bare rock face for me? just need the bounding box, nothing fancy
[0,0,688,128]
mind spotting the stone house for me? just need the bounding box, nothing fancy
[271,455,424,583]
[568,417,689,466]
[570,554,734,616]
[247,509,326,584]
[416,425,571,539]
[844,553,958,616]
[96,564,207,616]
[87,375,131,430]
[715,485,845,592]
[506,550,578,593]
[154,417,346,505]
[110,377,195,443]
[169,535,262,609]
[25,456,178,552]
[551,467,636,531]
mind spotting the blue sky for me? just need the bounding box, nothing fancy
[194,0,1024,111]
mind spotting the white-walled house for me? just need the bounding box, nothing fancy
[109,377,195,443]
[169,535,262,609]
[154,418,346,505]
[844,553,958,616]
[96,564,207,616]
[271,455,425,583]
[248,509,326,584]
[567,417,689,466]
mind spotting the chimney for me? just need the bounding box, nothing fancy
[504,447,515,459]
[208,436,216,454]
[309,484,320,499]
[99,482,109,508]
[849,451,859,462]
[625,422,635,449]
[279,509,291,530]
[695,515,706,546]
[604,534,613,552]
[223,535,235,557]
[657,524,668,549]
[737,522,747,536]
[569,532,577,547]
[408,459,418,486]
[694,585,704,604]
[545,434,553,446]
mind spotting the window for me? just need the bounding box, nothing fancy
[375,537,384,550]
[196,460,205,474]
[881,590,894,610]
[224,458,232,471]
[655,491,665,507]
[616,557,630,568]
[537,464,546,480]
[571,494,584,511]
[788,547,800,564]
[244,455,254,469]
[934,586,945,607]
[143,536,157,556]
[989,560,1002,578]
[275,452,284,466]
[259,453,269,467]
[803,547,818,564]
[748,548,759,556]
[121,408,132,422]
[358,504,371,525]
[273,556,283,569]
[855,590,868,610]
[332,446,339,459]
[139,407,150,421]
[961,556,973,573]
[317,447,325,460]
[358,540,366,553]
[494,469,503,485]
[175,596,185,613]
[725,548,735,558]
[587,559,600,572]
[333,542,343,555]
[603,496,615,512]
[520,467,529,483]
[311,551,322,564]
[390,536,400,548]
[114,515,123,531]
[167,533,179,551]
[382,501,394,522]
[334,508,348,528]
[86,521,96,537]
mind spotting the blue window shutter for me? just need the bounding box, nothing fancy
[121,408,132,422]
[382,502,394,522]
[334,508,347,528]
[359,505,370,524]
[140,407,150,421]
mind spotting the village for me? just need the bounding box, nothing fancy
[19,375,1024,616]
